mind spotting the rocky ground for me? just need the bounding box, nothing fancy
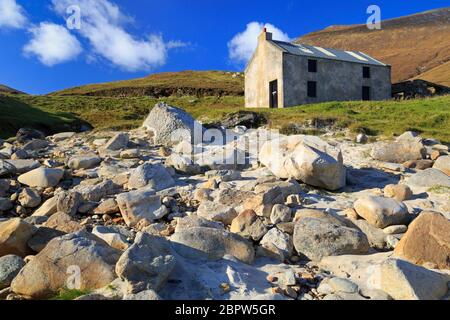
[0,103,449,301]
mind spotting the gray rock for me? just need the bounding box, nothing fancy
[383,225,408,235]
[18,168,64,188]
[142,102,202,147]
[407,168,450,188]
[0,197,13,211]
[270,204,292,224]
[328,277,359,294]
[116,188,166,227]
[27,227,65,252]
[0,179,10,197]
[116,233,176,292]
[24,216,48,225]
[0,160,16,177]
[104,133,129,151]
[123,289,162,300]
[128,163,175,191]
[92,226,129,251]
[52,132,75,142]
[166,153,202,175]
[350,219,387,250]
[11,231,122,299]
[32,196,58,217]
[43,212,83,233]
[259,228,293,262]
[68,155,102,170]
[374,258,450,300]
[171,227,254,264]
[0,255,25,289]
[433,155,450,175]
[73,179,116,202]
[174,216,224,233]
[197,201,237,225]
[371,140,426,163]
[16,128,44,143]
[353,196,409,229]
[18,188,41,208]
[259,135,346,191]
[5,159,39,174]
[293,217,369,261]
[56,191,83,216]
[22,139,49,152]
[230,210,268,241]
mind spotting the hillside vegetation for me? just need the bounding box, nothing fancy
[295,7,450,85]
[51,70,244,97]
[0,84,25,95]
[2,93,449,143]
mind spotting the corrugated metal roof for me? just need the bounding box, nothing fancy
[270,40,388,67]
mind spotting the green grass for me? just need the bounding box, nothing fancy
[51,288,91,300]
[1,93,449,143]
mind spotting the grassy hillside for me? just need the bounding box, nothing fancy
[0,84,25,95]
[2,94,449,143]
[51,70,244,97]
[295,7,450,85]
[0,95,88,138]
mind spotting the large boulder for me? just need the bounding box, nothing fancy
[0,255,25,289]
[259,135,346,191]
[293,217,369,261]
[373,258,450,300]
[11,232,121,299]
[394,211,450,269]
[353,196,409,229]
[371,134,426,163]
[116,233,176,292]
[116,189,167,227]
[142,102,202,147]
[0,218,36,257]
[406,168,450,188]
[433,155,450,176]
[170,227,254,264]
[127,163,175,191]
[18,168,64,188]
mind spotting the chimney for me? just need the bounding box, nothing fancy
[259,27,272,42]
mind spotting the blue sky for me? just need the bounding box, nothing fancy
[0,0,448,94]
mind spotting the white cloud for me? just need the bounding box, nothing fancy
[23,22,82,66]
[51,0,186,71]
[228,22,291,65]
[0,0,27,29]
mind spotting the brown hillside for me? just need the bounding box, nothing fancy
[51,70,244,97]
[0,84,25,95]
[295,8,450,85]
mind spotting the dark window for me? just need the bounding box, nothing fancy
[307,81,317,98]
[362,86,371,100]
[363,66,371,78]
[308,59,317,73]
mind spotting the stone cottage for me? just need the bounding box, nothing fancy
[245,29,392,108]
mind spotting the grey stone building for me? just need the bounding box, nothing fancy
[245,29,391,108]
